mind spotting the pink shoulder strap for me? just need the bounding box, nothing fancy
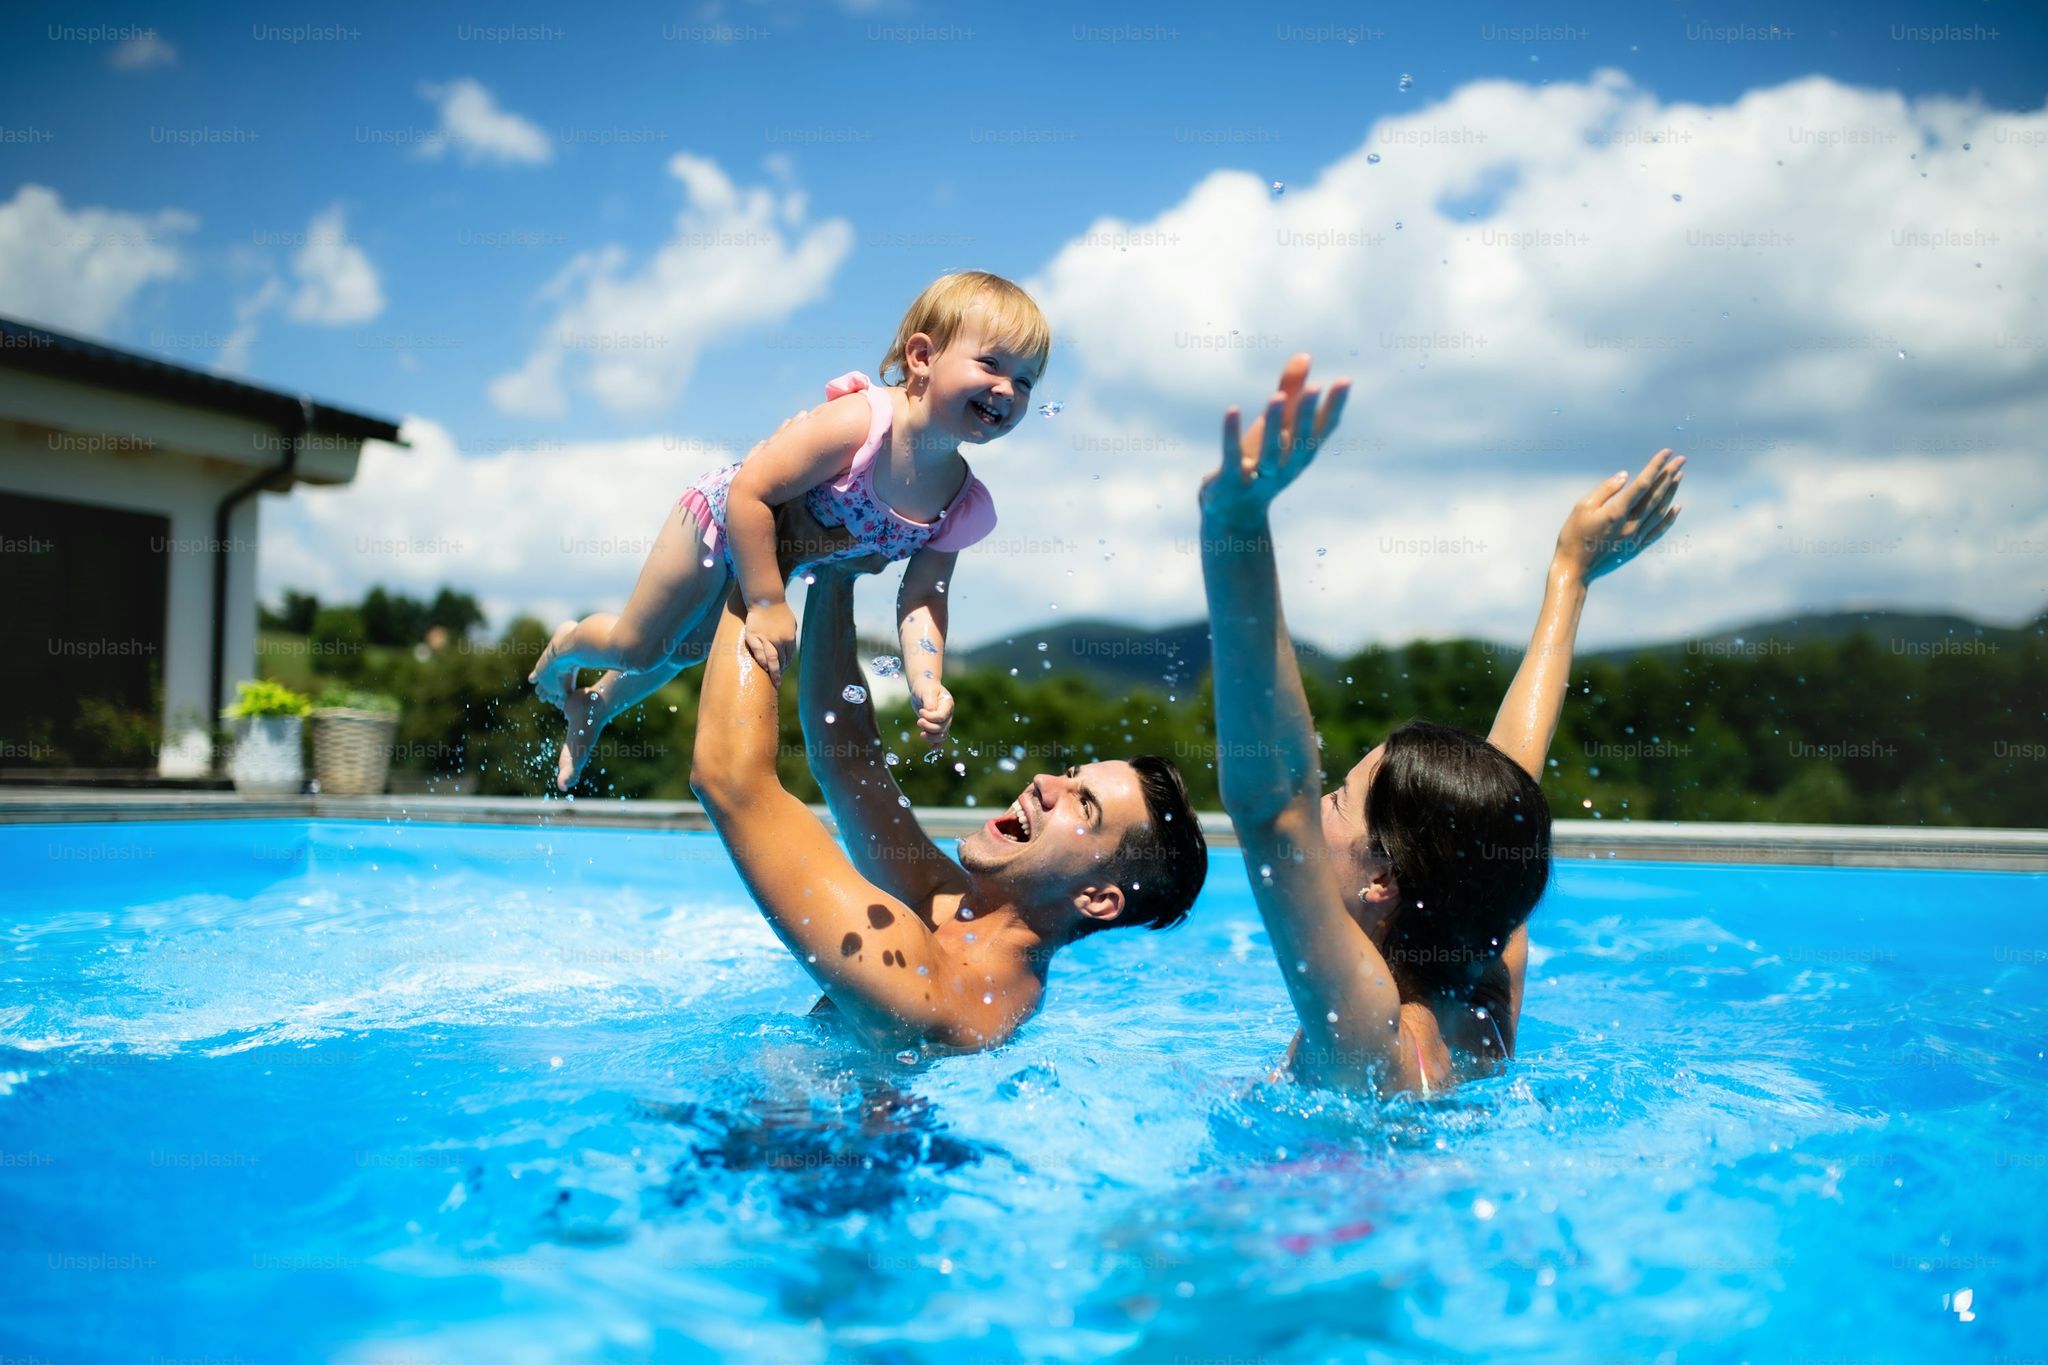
[821,371,891,494]
[927,474,998,552]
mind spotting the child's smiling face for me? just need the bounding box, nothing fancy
[906,302,1042,444]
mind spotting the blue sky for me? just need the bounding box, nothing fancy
[3,0,2044,648]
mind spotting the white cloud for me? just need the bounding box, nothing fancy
[0,184,191,334]
[287,205,384,324]
[108,32,176,70]
[261,418,740,633]
[489,152,854,417]
[216,275,283,374]
[417,78,552,166]
[265,74,2048,662]
[984,69,2048,650]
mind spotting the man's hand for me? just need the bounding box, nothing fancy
[773,498,859,578]
[1199,353,1350,524]
[1554,449,1685,584]
[743,601,798,685]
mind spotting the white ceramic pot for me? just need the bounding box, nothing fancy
[228,715,305,796]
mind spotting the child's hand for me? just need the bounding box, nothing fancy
[743,602,798,686]
[911,676,954,748]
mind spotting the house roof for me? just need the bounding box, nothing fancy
[0,315,403,444]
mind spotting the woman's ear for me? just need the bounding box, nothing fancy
[1360,864,1401,906]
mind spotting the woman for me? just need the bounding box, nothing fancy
[1199,355,1683,1097]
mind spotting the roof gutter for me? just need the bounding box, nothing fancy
[210,398,310,767]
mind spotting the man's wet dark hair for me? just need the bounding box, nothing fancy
[1083,754,1208,936]
[1365,719,1552,1008]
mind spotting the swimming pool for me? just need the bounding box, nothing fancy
[3,818,2043,1363]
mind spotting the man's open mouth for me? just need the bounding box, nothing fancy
[989,795,1035,843]
[969,398,1004,428]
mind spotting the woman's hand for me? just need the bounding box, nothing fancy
[1199,353,1350,523]
[1554,449,1685,583]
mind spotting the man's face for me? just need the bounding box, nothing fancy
[957,761,1150,916]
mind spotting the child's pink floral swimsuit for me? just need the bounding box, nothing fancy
[677,371,996,573]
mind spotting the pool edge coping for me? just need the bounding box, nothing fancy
[2,789,2044,870]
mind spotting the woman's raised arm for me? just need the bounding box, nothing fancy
[1487,451,1685,780]
[1200,355,1410,1092]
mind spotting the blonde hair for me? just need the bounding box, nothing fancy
[878,271,1051,388]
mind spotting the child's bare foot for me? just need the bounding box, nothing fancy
[529,620,580,706]
[556,686,607,791]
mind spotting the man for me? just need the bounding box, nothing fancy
[688,553,1207,1055]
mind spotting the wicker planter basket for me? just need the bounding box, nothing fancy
[310,708,401,796]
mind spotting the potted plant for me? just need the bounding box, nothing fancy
[309,688,402,796]
[222,680,312,796]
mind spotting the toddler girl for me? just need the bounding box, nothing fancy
[530,270,1048,791]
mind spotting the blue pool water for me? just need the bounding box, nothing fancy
[2,819,2043,1363]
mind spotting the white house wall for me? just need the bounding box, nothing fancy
[0,404,362,776]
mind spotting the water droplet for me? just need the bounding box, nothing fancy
[1316,546,1327,557]
[823,709,837,724]
[1394,220,1403,230]
[801,572,816,585]
[964,793,977,806]
[1962,141,1971,151]
[1258,862,1274,881]
[841,684,867,704]
[1270,179,1286,196]
[870,655,902,678]
[1474,1198,1497,1220]
[1366,152,1381,165]
[1036,641,1048,652]
[896,1049,920,1066]
[1397,73,1413,92]
[953,761,967,776]
[997,757,1018,772]
[1038,400,1064,418]
[1897,349,1909,360]
[982,992,995,1005]
[917,635,939,654]
[897,794,911,807]
[1671,193,1683,202]
[885,752,901,767]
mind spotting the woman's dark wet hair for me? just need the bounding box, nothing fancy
[1364,719,1552,1009]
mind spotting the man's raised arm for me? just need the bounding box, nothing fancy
[688,587,959,1050]
[797,564,962,906]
